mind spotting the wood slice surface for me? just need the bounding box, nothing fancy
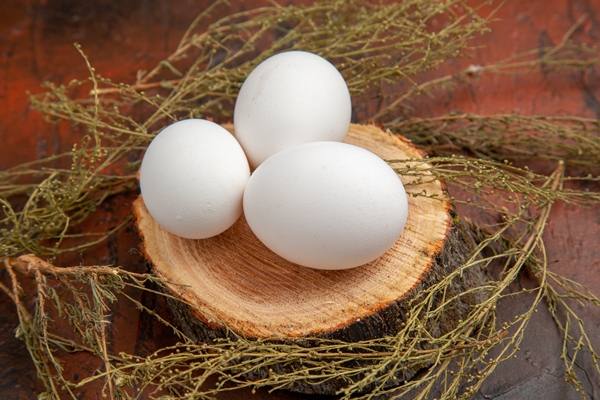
[133,123,485,345]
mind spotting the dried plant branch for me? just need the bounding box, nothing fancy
[373,14,598,121]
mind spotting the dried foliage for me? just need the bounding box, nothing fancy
[1,0,600,399]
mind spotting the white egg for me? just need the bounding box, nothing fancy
[233,51,352,168]
[140,119,250,239]
[243,141,408,270]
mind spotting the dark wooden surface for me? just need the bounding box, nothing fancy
[0,0,599,399]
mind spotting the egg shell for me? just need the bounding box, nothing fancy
[233,51,352,168]
[140,119,250,239]
[243,141,409,270]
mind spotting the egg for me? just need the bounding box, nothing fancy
[243,141,409,270]
[140,119,250,239]
[233,51,352,168]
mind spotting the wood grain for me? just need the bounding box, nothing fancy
[134,124,455,339]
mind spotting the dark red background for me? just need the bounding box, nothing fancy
[1,0,599,399]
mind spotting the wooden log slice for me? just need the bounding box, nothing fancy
[132,123,487,394]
